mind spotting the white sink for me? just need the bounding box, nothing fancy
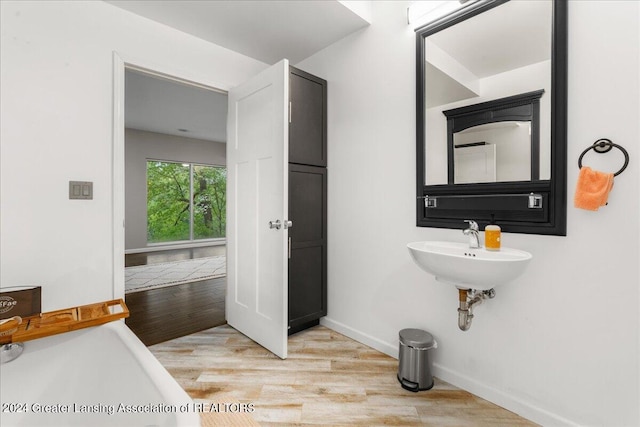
[407,241,532,290]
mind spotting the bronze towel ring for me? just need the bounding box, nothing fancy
[578,138,629,177]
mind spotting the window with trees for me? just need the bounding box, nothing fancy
[146,161,226,243]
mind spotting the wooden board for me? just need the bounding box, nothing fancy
[0,299,129,345]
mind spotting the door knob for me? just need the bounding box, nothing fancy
[269,220,281,230]
[284,220,293,229]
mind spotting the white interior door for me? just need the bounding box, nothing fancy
[226,59,289,359]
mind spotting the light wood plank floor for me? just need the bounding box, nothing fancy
[150,325,537,426]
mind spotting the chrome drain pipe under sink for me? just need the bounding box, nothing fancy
[457,288,495,331]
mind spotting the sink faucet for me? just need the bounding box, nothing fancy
[463,220,481,248]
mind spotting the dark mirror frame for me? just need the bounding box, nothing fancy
[416,0,567,236]
[444,89,544,184]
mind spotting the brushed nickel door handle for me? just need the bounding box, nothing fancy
[269,220,281,230]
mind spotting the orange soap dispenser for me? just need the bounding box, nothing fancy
[485,217,501,251]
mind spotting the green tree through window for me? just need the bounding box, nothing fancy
[147,161,226,243]
[193,165,226,239]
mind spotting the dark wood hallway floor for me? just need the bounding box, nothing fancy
[124,246,226,346]
[125,277,226,346]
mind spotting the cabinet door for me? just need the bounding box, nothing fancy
[288,164,327,329]
[289,67,327,167]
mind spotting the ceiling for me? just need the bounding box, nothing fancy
[125,70,228,142]
[426,0,552,107]
[114,0,370,142]
[106,0,370,65]
[428,1,551,78]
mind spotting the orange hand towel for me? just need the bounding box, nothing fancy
[574,166,614,211]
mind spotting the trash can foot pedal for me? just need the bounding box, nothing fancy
[398,375,434,392]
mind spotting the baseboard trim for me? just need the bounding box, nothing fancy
[320,317,398,358]
[431,363,580,427]
[320,316,578,427]
[125,240,225,254]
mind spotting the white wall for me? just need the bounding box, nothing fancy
[124,129,226,250]
[297,1,639,426]
[0,1,266,311]
[1,0,638,425]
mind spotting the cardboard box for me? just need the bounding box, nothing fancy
[0,286,42,320]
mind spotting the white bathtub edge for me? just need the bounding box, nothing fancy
[105,321,200,427]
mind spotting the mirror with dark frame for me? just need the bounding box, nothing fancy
[416,0,567,235]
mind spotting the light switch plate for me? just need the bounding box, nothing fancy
[69,181,93,200]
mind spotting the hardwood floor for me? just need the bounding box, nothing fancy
[124,245,227,346]
[150,325,538,427]
[125,278,226,346]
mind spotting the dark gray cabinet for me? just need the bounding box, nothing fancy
[289,67,327,167]
[288,67,327,335]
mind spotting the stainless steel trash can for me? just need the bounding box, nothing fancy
[397,328,437,392]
